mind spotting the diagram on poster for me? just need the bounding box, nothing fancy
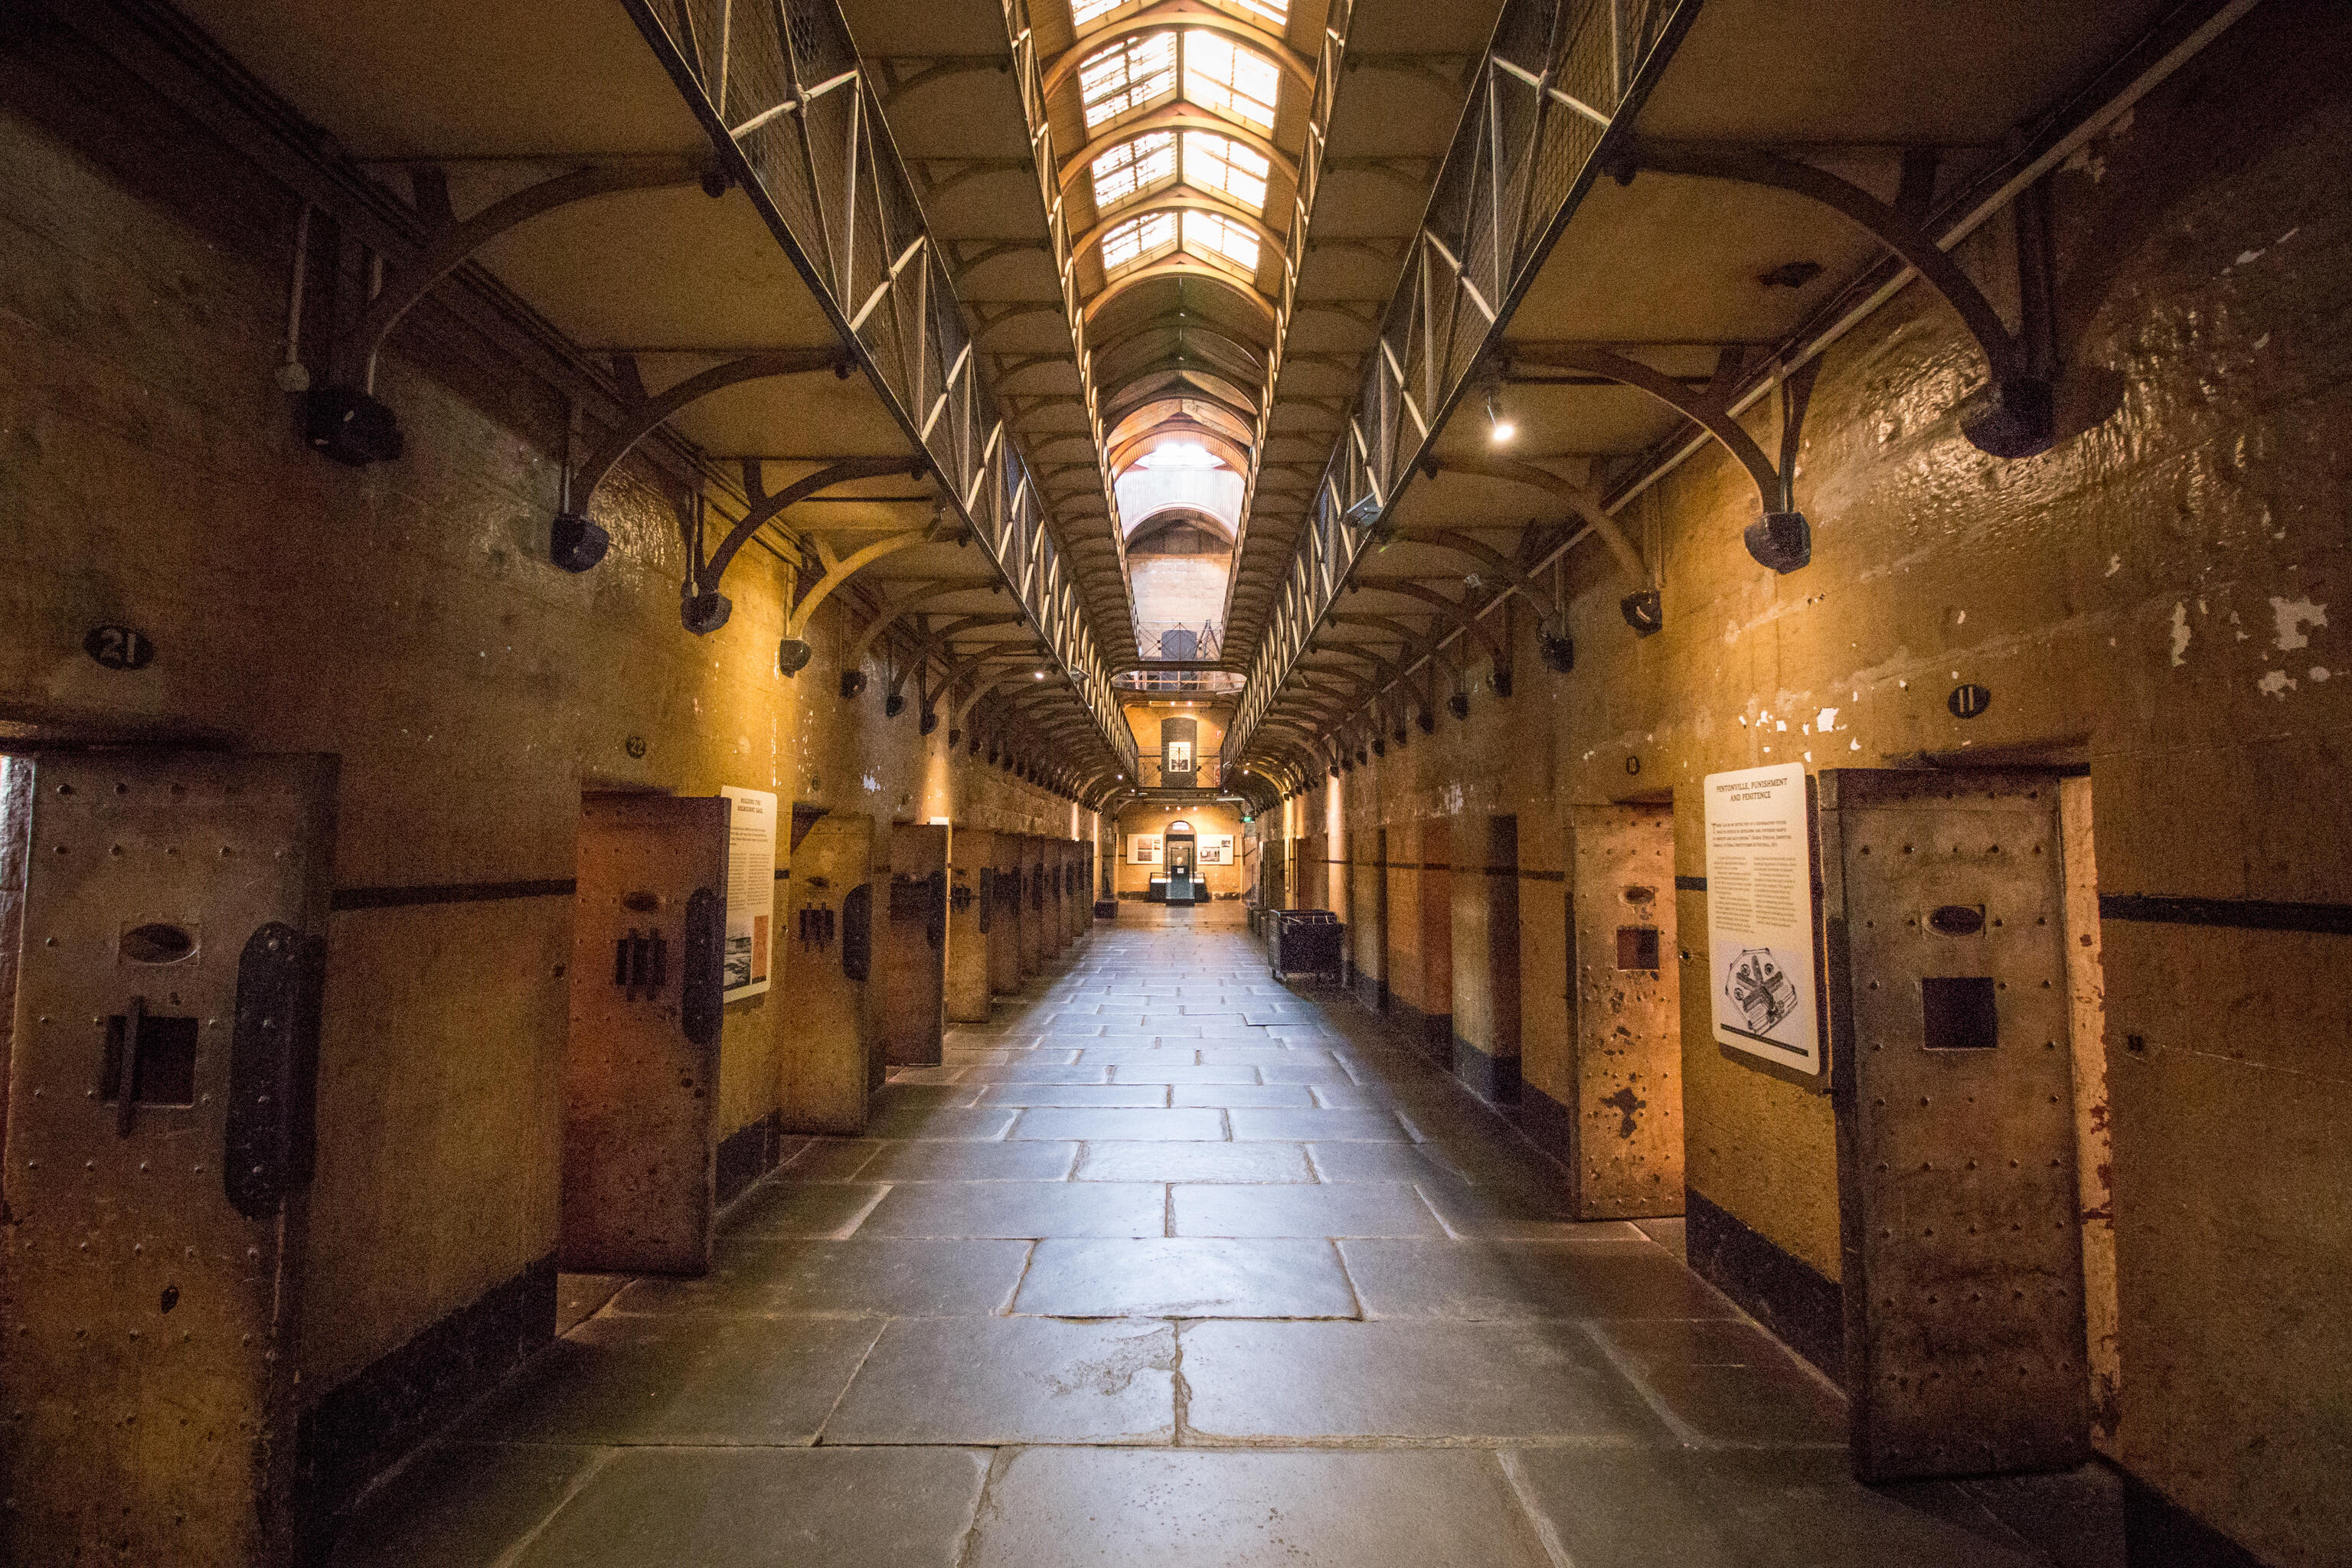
[1703,765,1821,1075]
[1197,834,1233,865]
[719,786,776,1001]
[1129,833,1163,865]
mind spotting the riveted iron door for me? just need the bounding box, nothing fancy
[1820,769,2086,1481]
[1566,804,1681,1219]
[2,750,337,1568]
[562,794,727,1276]
[781,812,875,1133]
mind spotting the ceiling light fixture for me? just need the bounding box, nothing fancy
[1485,387,1516,445]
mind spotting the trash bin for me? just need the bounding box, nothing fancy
[1269,909,1344,984]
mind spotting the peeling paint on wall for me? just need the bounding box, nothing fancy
[2269,594,2325,651]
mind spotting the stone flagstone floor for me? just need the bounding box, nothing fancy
[332,901,2119,1567]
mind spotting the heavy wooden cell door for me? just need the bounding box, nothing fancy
[1566,803,1682,1219]
[2,750,337,1568]
[780,812,877,1132]
[1819,769,2087,1481]
[562,793,728,1276]
[884,823,948,1067]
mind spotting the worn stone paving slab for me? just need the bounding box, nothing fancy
[779,1139,887,1181]
[1300,1142,1475,1184]
[456,1314,881,1446]
[824,1318,1178,1445]
[612,1239,1031,1318]
[1014,1238,1358,1318]
[858,1106,1020,1141]
[871,1083,985,1109]
[844,1141,1080,1183]
[1010,1107,1228,1141]
[724,1181,891,1239]
[1254,1060,1361,1086]
[975,1083,1172,1107]
[1589,1319,1847,1446]
[960,1448,1556,1568]
[1171,1083,1314,1108]
[1106,1063,1263,1084]
[1413,1178,1664,1240]
[953,1062,1113,1084]
[1228,1109,1412,1142]
[513,1446,991,1568]
[1070,1141,1317,1184]
[1196,1044,1331,1064]
[1179,1319,1664,1442]
[1505,1446,2043,1568]
[1171,1182,1448,1238]
[1335,1238,1727,1320]
[860,1181,1166,1240]
[327,1442,604,1568]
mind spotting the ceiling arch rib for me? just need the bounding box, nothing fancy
[1004,0,1352,663]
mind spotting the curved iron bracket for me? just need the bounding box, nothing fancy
[675,456,924,635]
[306,160,713,467]
[1610,139,2054,460]
[1424,455,1649,589]
[884,614,1025,715]
[1341,580,1508,676]
[1513,342,1818,573]
[842,580,1004,694]
[551,351,854,571]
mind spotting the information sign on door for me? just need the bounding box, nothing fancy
[1702,764,1823,1079]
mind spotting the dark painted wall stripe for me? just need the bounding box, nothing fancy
[330,877,577,913]
[2100,893,2352,936]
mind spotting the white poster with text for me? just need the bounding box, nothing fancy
[1703,764,1821,1075]
[719,786,776,1001]
[1129,833,1163,865]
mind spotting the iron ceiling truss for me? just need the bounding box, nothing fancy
[619,0,1136,777]
[1223,0,1701,770]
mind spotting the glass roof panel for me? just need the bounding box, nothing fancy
[1182,208,1262,271]
[1183,132,1271,212]
[1183,32,1280,133]
[1080,33,1179,129]
[1102,209,1179,271]
[1091,131,1178,209]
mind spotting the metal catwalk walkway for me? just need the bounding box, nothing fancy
[335,903,2103,1566]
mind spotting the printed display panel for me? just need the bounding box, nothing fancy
[1703,765,1822,1076]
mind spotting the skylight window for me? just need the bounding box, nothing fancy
[1091,132,1178,209]
[1184,132,1270,211]
[1137,441,1225,469]
[1211,0,1291,24]
[1183,208,1261,270]
[1070,0,1125,24]
[1101,210,1178,271]
[1079,33,1178,129]
[1183,32,1280,133]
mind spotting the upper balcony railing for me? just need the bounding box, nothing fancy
[623,0,1137,776]
[1136,619,1224,662]
[1222,0,1694,771]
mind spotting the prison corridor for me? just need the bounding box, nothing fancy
[319,905,2113,1567]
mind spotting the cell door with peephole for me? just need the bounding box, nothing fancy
[2,750,338,1568]
[1819,768,2086,1482]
